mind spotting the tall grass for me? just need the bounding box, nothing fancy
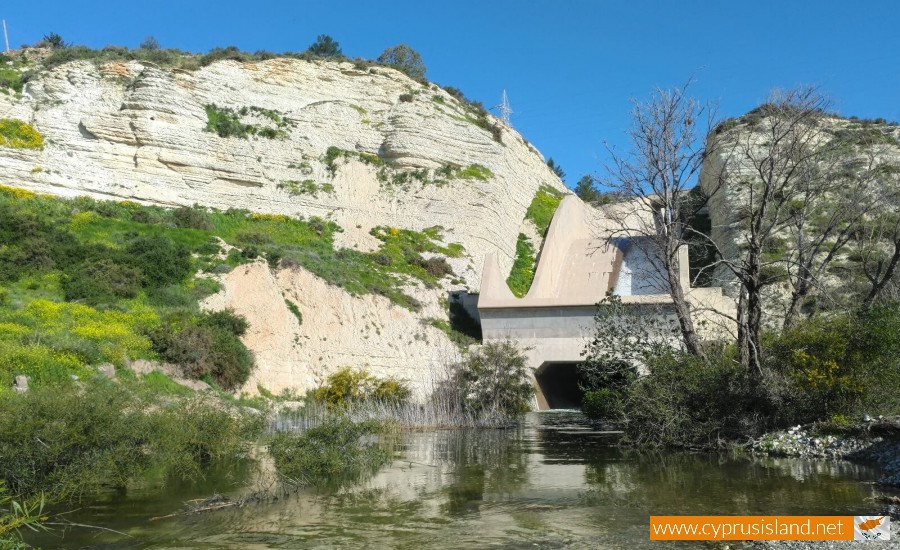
[277,346,534,433]
[273,397,517,433]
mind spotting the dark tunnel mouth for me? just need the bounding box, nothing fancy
[535,362,585,409]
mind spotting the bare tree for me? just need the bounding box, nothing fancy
[850,164,900,311]
[603,80,722,358]
[711,87,831,380]
[779,145,882,328]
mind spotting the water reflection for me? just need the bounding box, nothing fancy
[30,411,885,549]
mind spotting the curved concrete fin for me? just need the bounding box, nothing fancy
[478,251,517,306]
[526,195,588,300]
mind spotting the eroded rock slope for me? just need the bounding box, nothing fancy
[0,56,568,395]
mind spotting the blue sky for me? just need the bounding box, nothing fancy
[3,1,899,188]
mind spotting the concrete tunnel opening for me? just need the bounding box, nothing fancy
[534,362,586,410]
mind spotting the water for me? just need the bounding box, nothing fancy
[29,411,885,548]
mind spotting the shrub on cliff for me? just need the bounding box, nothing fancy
[150,310,254,391]
[173,205,213,231]
[0,119,44,150]
[506,234,536,298]
[41,33,68,50]
[525,184,566,235]
[376,44,426,80]
[307,35,342,58]
[420,256,453,279]
[61,258,143,305]
[139,35,160,51]
[125,234,192,287]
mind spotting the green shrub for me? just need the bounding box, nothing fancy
[376,44,426,80]
[150,310,253,391]
[578,295,673,398]
[61,258,142,305]
[595,305,900,448]
[204,104,254,138]
[314,367,411,408]
[578,355,637,421]
[582,389,623,420]
[139,35,160,50]
[766,305,900,421]
[579,294,759,445]
[41,33,68,50]
[199,309,248,336]
[454,341,533,416]
[153,324,212,369]
[203,104,289,139]
[307,35,342,57]
[0,119,43,150]
[620,349,758,448]
[0,68,24,93]
[399,93,414,103]
[0,298,156,385]
[0,202,89,282]
[546,158,565,179]
[421,256,453,278]
[0,380,263,501]
[197,46,250,67]
[268,417,391,487]
[173,205,213,231]
[324,146,342,171]
[125,234,192,287]
[0,343,90,387]
[360,152,384,166]
[457,163,494,181]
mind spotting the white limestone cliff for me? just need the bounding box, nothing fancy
[0,56,569,396]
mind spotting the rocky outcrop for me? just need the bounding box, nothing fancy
[200,260,462,399]
[0,56,569,396]
[0,57,568,287]
[700,114,900,320]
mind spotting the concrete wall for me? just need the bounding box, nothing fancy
[477,194,737,409]
[612,237,669,296]
[480,301,680,408]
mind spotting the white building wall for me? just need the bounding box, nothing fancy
[613,238,668,296]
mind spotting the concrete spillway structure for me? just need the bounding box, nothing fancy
[477,196,734,409]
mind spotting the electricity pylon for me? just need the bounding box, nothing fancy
[499,90,512,125]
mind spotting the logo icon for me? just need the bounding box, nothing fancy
[854,516,890,540]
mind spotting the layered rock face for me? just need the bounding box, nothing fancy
[700,114,900,321]
[0,57,567,285]
[0,56,568,396]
